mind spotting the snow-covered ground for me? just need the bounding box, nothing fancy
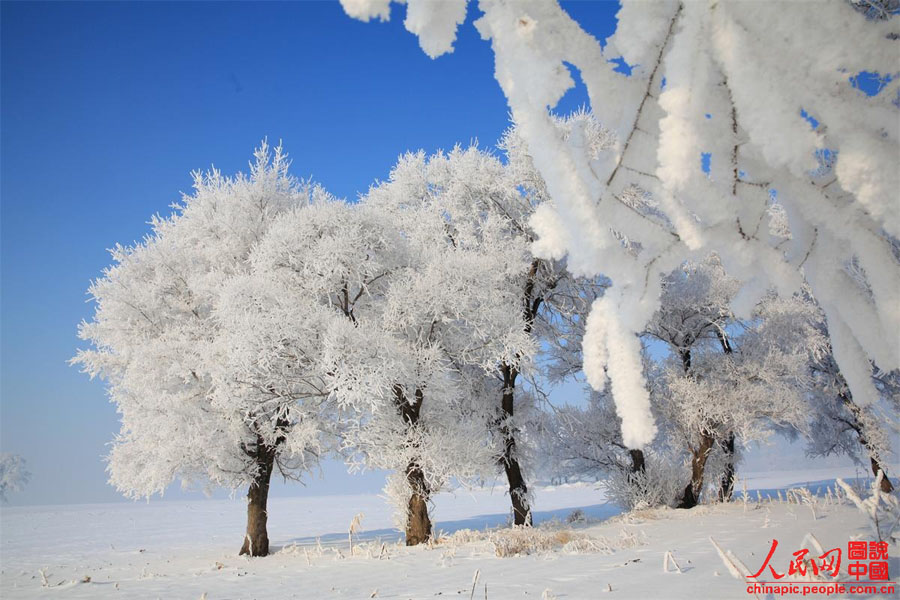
[1,466,897,599]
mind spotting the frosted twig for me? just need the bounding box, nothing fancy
[349,512,364,556]
[663,550,682,573]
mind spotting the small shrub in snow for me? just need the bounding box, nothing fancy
[489,526,612,557]
[348,513,364,556]
[436,528,488,547]
[837,473,900,543]
[566,509,586,524]
[602,457,683,511]
[561,537,613,554]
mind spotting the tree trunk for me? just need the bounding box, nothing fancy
[627,448,647,499]
[675,347,710,509]
[405,462,433,545]
[239,437,276,557]
[492,261,546,526]
[395,386,433,545]
[629,449,646,475]
[870,456,895,494]
[504,460,531,526]
[677,432,715,509]
[717,432,736,502]
[714,332,736,502]
[500,363,532,526]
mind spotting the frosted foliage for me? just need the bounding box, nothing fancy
[603,455,684,511]
[344,0,900,447]
[340,0,468,57]
[644,256,739,352]
[73,143,329,498]
[650,259,812,450]
[0,454,30,502]
[339,0,391,22]
[548,391,624,480]
[289,146,543,524]
[548,385,684,509]
[405,0,468,58]
[606,1,678,73]
[74,140,544,518]
[800,293,900,469]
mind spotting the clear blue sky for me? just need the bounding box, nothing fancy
[0,1,621,506]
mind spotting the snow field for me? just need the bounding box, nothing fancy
[2,470,895,599]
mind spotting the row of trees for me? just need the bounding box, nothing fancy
[74,0,899,557]
[76,130,897,556]
[75,133,581,555]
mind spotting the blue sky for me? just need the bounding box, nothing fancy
[0,1,620,506]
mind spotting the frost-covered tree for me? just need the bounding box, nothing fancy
[383,135,613,527]
[349,151,537,541]
[643,255,739,507]
[801,298,899,493]
[551,264,826,510]
[807,368,899,494]
[496,115,613,524]
[659,315,813,507]
[552,253,812,508]
[235,196,447,545]
[548,379,687,511]
[0,453,30,503]
[241,158,535,544]
[645,257,815,506]
[416,145,544,526]
[73,143,330,556]
[342,0,900,459]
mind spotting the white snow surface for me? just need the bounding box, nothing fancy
[2,466,897,599]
